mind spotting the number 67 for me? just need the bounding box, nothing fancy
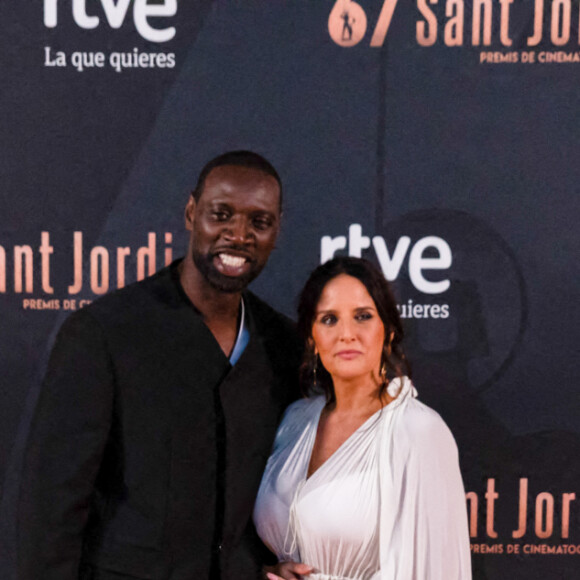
[328,0,400,47]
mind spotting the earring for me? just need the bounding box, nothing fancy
[312,353,318,389]
[380,362,387,384]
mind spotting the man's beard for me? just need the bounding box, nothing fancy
[192,249,263,293]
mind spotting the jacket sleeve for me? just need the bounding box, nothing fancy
[17,309,114,580]
[378,404,472,580]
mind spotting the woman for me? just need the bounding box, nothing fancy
[253,257,471,580]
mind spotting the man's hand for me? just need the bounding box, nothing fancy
[265,561,314,579]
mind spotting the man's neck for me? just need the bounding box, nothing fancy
[178,257,241,322]
[178,257,244,357]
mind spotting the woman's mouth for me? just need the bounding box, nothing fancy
[335,350,362,360]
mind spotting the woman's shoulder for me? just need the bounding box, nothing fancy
[390,390,457,453]
[281,395,325,425]
[272,396,325,448]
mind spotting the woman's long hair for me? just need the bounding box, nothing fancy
[297,256,411,404]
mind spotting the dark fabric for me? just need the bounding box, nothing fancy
[17,261,301,580]
[80,563,147,579]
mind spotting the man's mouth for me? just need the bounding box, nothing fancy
[213,251,252,277]
[218,253,247,268]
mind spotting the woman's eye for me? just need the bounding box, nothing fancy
[320,314,337,325]
[356,312,373,321]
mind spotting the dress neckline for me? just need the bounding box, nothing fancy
[303,376,416,482]
[305,401,383,482]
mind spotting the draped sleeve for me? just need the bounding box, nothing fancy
[377,379,472,579]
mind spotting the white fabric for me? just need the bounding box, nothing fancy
[229,297,249,365]
[253,377,472,580]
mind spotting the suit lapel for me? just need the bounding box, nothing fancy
[217,296,287,544]
[150,262,231,395]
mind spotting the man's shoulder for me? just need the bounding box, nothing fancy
[72,263,180,328]
[243,291,303,370]
[244,291,292,322]
[244,291,298,339]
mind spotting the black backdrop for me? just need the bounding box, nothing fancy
[1,2,579,578]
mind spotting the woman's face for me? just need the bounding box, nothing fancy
[311,274,385,385]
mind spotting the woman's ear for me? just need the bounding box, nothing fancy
[307,337,317,356]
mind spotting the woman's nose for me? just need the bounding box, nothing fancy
[338,320,355,341]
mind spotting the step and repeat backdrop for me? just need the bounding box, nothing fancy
[1,2,579,578]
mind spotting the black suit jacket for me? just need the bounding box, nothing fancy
[18,262,301,580]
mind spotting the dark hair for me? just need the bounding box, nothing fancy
[192,150,282,207]
[297,256,411,404]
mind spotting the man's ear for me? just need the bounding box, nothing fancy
[185,196,196,231]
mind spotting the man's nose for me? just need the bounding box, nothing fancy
[223,216,251,243]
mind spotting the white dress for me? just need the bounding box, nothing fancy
[253,377,472,580]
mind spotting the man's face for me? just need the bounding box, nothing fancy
[185,164,281,293]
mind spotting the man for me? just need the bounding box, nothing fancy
[18,151,302,579]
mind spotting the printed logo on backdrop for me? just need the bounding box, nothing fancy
[321,224,452,319]
[43,0,178,73]
[0,231,175,311]
[466,476,578,557]
[329,0,580,64]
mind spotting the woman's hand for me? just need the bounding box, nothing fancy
[264,561,314,579]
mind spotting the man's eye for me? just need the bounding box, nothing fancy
[253,217,273,230]
[211,211,229,221]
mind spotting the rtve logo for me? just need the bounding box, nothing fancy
[321,225,452,295]
[43,0,177,43]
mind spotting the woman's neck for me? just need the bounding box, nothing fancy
[330,375,384,415]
